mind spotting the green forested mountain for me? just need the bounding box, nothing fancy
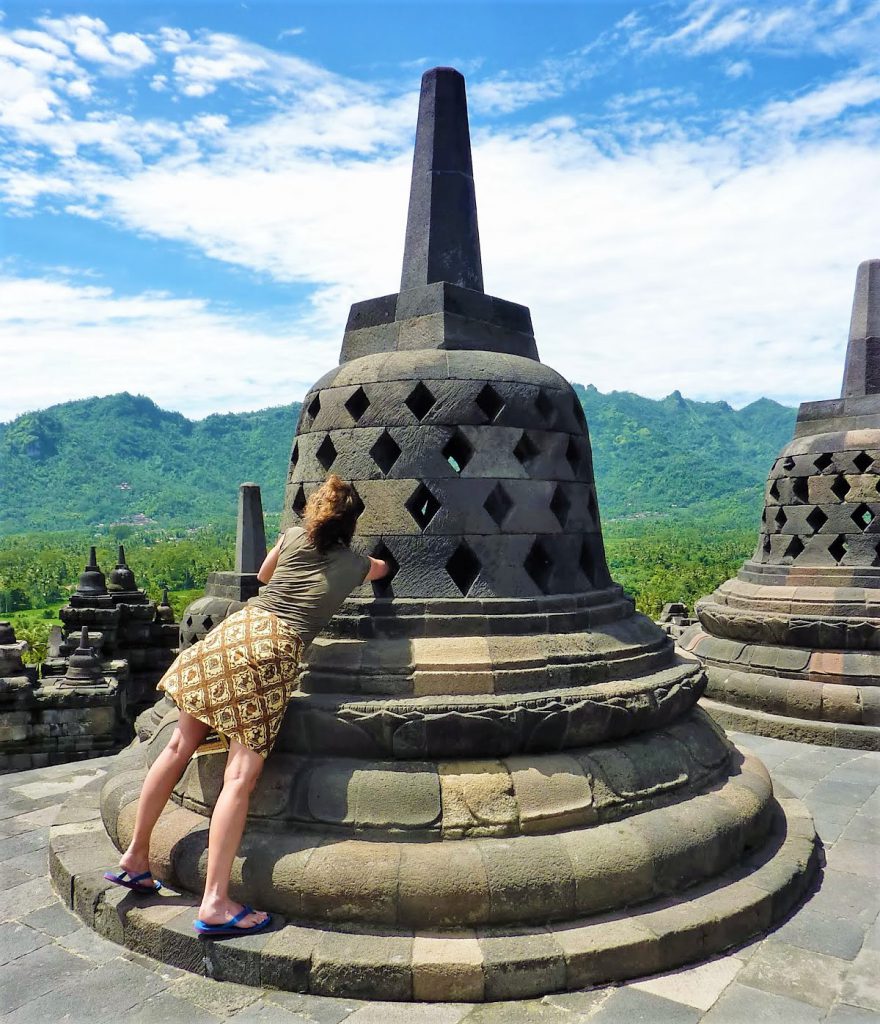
[0,387,796,535]
[0,393,301,533]
[576,384,796,526]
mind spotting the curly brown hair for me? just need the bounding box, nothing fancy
[303,474,360,552]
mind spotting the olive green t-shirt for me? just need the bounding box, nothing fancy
[248,527,370,647]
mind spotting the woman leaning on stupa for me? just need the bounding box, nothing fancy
[103,474,388,936]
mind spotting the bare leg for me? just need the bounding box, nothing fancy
[118,710,210,877]
[198,740,267,926]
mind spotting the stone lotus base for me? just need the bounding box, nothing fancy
[683,575,880,751]
[702,695,880,749]
[49,733,819,1001]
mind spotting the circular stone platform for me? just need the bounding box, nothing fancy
[50,740,818,1002]
[53,66,820,1004]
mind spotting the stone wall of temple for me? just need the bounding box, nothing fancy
[0,548,178,773]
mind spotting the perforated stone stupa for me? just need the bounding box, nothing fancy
[682,260,880,749]
[58,68,818,1002]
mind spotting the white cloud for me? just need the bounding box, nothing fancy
[36,15,153,71]
[161,30,332,97]
[635,0,880,58]
[0,277,327,420]
[756,72,880,131]
[724,59,753,78]
[1,7,880,420]
[279,27,305,40]
[469,75,567,114]
[66,77,92,100]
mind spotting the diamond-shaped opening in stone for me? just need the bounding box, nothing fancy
[565,437,581,474]
[290,441,299,467]
[829,534,848,563]
[761,533,771,558]
[774,507,787,531]
[446,542,481,596]
[854,450,874,474]
[370,430,402,475]
[405,381,437,422]
[769,479,780,502]
[550,485,571,527]
[475,383,505,423]
[783,535,804,561]
[831,475,851,501]
[572,395,587,429]
[185,615,194,628]
[371,541,399,595]
[535,388,554,423]
[852,503,875,531]
[513,430,539,467]
[814,452,834,472]
[524,538,553,594]
[350,486,365,521]
[315,434,337,471]
[873,542,880,568]
[806,506,828,534]
[443,430,473,474]
[579,540,596,583]
[203,615,214,631]
[792,476,809,503]
[307,393,321,420]
[783,456,796,471]
[292,484,307,516]
[484,483,513,527]
[345,386,370,423]
[405,482,441,531]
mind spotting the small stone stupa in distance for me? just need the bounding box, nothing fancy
[58,68,817,1002]
[683,260,880,749]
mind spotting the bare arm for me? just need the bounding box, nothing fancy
[367,556,390,581]
[257,534,284,584]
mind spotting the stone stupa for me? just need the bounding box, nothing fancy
[682,260,880,749]
[52,67,818,1002]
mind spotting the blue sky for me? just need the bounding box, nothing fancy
[1,0,880,420]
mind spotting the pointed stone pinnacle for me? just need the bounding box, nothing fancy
[77,546,107,596]
[841,259,880,398]
[235,482,267,575]
[117,545,127,566]
[400,67,484,293]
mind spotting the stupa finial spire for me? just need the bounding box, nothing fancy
[841,259,880,398]
[399,67,483,293]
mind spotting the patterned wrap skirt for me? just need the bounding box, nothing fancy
[158,606,303,758]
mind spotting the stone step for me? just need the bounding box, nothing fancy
[703,696,880,750]
[50,767,819,1002]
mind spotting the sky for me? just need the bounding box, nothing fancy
[1,0,880,422]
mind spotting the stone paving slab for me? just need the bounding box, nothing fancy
[0,735,876,1022]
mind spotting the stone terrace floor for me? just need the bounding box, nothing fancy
[0,732,878,1024]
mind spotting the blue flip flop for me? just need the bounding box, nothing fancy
[103,869,162,894]
[194,905,271,939]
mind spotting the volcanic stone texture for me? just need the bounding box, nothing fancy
[84,66,818,1001]
[683,260,880,749]
[283,350,606,601]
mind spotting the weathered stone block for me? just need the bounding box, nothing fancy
[399,841,489,926]
[412,929,485,1001]
[300,840,400,924]
[310,928,413,1000]
[479,928,565,1000]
